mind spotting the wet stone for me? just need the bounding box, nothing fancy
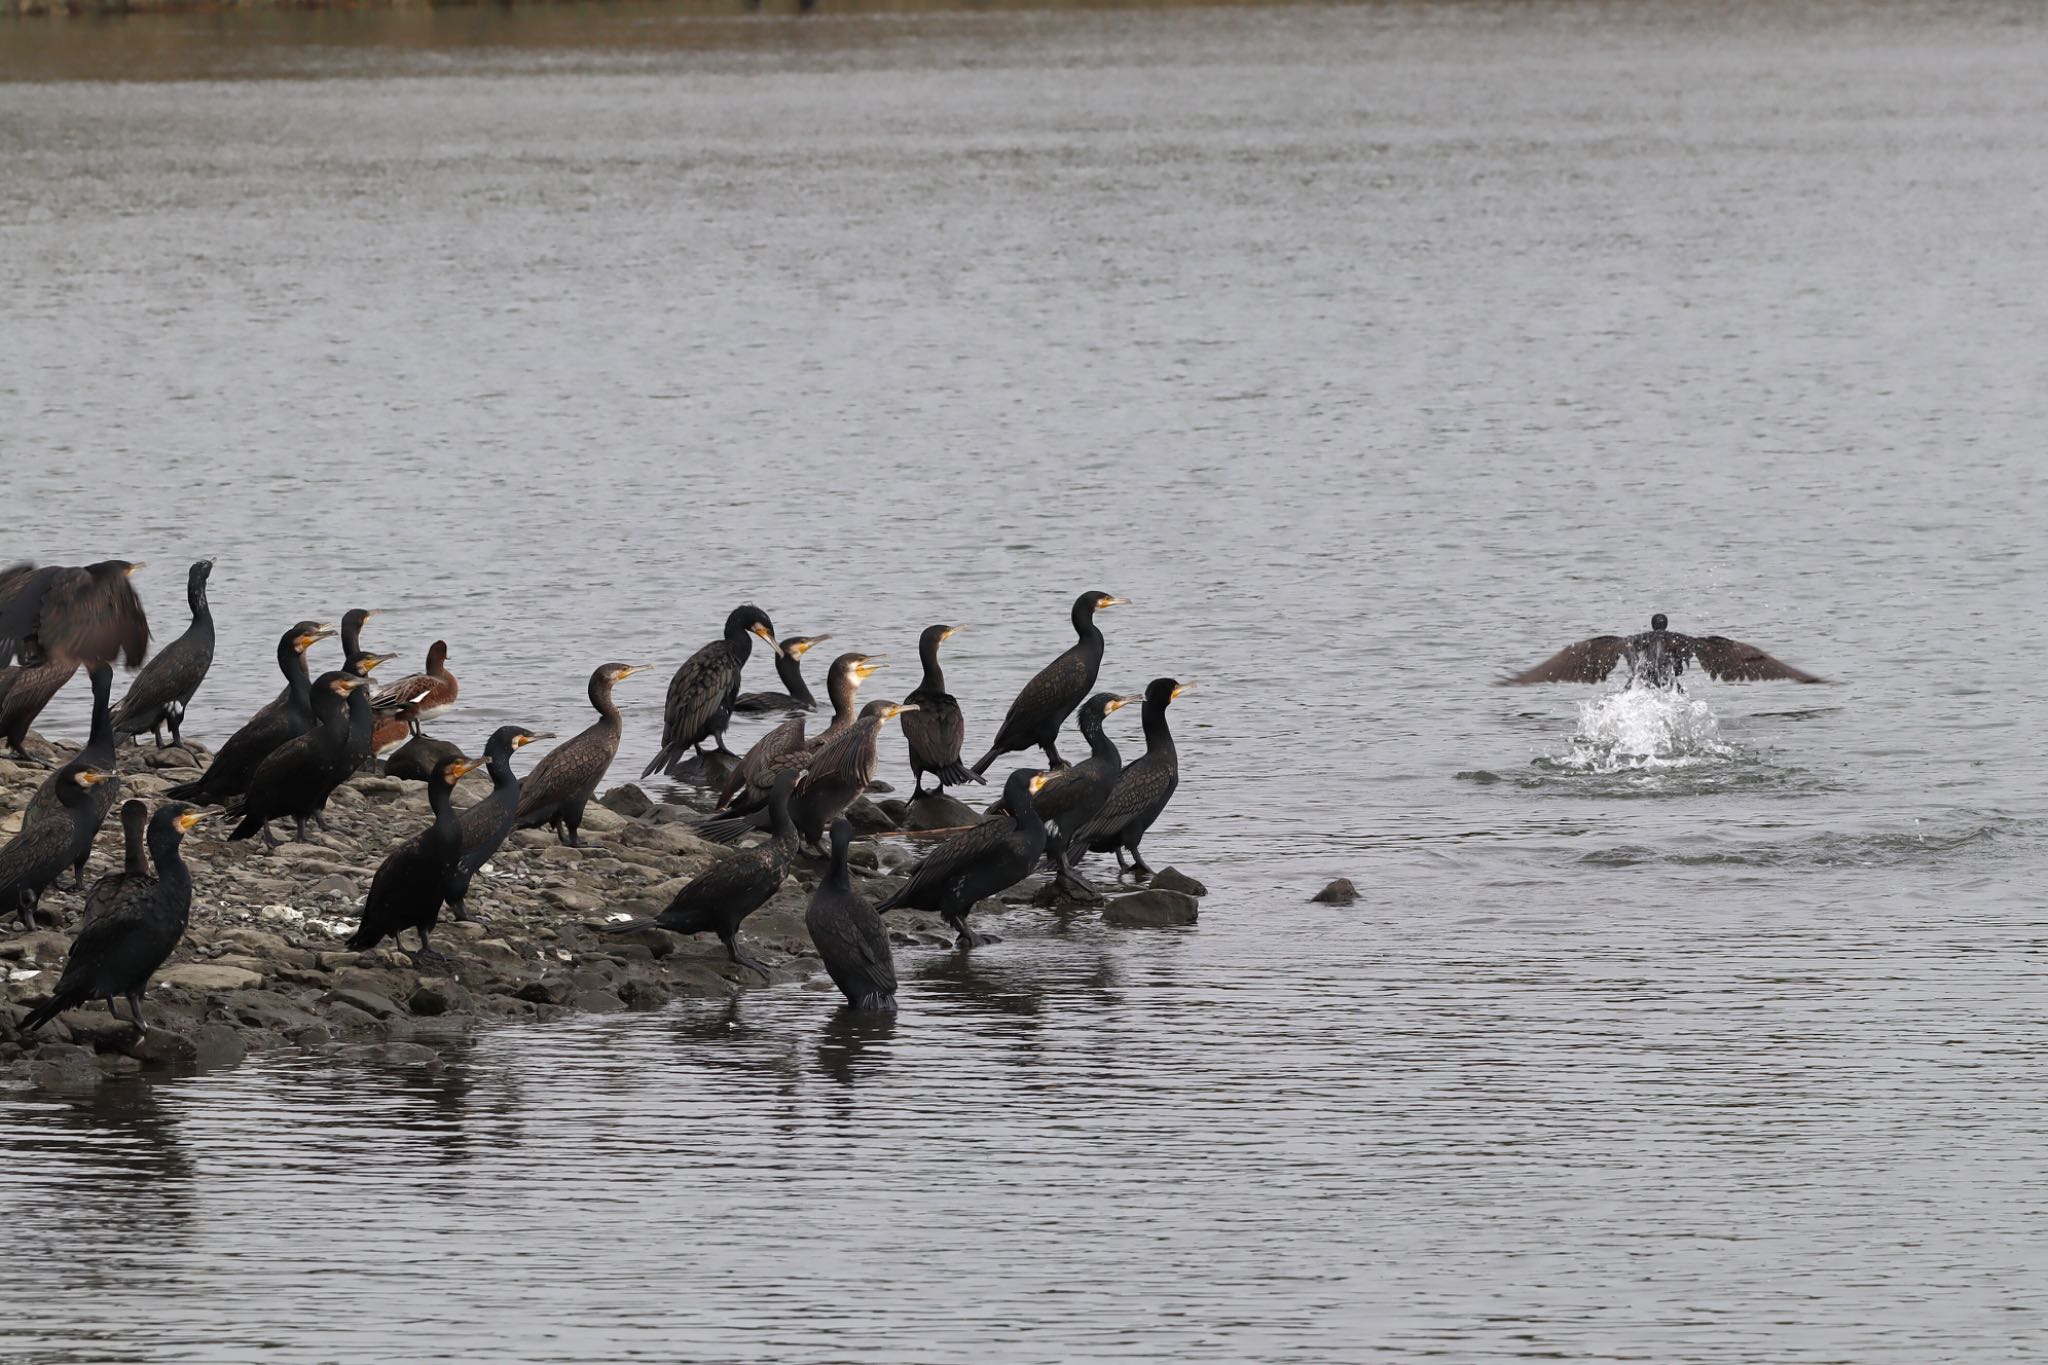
[1312,878,1359,905]
[1102,889,1201,928]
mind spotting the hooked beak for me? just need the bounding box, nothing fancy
[175,809,210,833]
[1171,681,1195,699]
[855,655,887,679]
[754,624,784,657]
[889,703,919,719]
[1105,694,1132,713]
[616,665,646,680]
[450,758,485,781]
[1099,595,1128,609]
[942,625,961,641]
[358,652,398,675]
[790,635,829,658]
[333,676,366,694]
[298,624,339,651]
[125,562,145,577]
[516,731,556,747]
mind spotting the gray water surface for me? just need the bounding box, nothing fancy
[5,0,2048,1358]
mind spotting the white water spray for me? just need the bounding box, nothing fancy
[1553,685,1733,773]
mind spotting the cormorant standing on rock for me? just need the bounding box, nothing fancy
[1018,691,1129,899]
[1071,678,1190,880]
[643,605,780,778]
[20,802,206,1034]
[973,592,1125,774]
[26,662,120,889]
[0,560,149,670]
[596,772,799,978]
[698,699,914,847]
[1498,614,1826,687]
[878,767,1050,947]
[516,663,643,846]
[902,623,979,796]
[226,672,367,846]
[372,639,459,738]
[82,799,153,926]
[447,725,550,925]
[806,818,897,1012]
[168,620,336,805]
[734,634,832,712]
[0,766,113,931]
[110,559,214,750]
[706,652,882,821]
[347,753,482,962]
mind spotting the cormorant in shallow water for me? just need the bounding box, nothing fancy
[644,605,781,777]
[878,767,1050,947]
[806,818,896,1012]
[0,560,149,670]
[516,663,643,846]
[902,623,980,797]
[110,559,214,750]
[1071,678,1191,880]
[1498,614,1826,688]
[1016,691,1130,899]
[168,620,336,804]
[734,634,832,713]
[972,591,1125,774]
[347,753,483,962]
[21,802,206,1034]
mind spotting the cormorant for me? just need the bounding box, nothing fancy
[346,753,483,962]
[1018,691,1130,899]
[806,817,897,1012]
[20,803,206,1034]
[372,639,458,738]
[0,765,113,931]
[385,733,466,783]
[597,771,799,978]
[344,651,396,773]
[110,559,214,750]
[82,798,154,926]
[734,634,832,712]
[447,725,550,925]
[0,659,76,764]
[0,560,149,670]
[167,620,336,805]
[1499,614,1827,688]
[697,699,914,848]
[642,605,780,778]
[25,662,120,889]
[877,767,1050,947]
[226,672,367,846]
[1071,678,1190,879]
[516,662,643,846]
[972,591,1126,774]
[712,652,882,816]
[339,608,384,678]
[902,623,980,797]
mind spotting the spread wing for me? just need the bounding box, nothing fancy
[38,566,150,669]
[1685,635,1827,684]
[721,714,807,807]
[1496,635,1625,685]
[0,564,52,666]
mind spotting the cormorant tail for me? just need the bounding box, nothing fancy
[934,761,981,786]
[640,744,685,780]
[694,811,764,846]
[345,924,381,952]
[970,749,998,777]
[592,917,658,935]
[20,990,85,1033]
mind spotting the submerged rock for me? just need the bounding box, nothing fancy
[1102,889,1200,928]
[1311,878,1358,905]
[1150,867,1207,897]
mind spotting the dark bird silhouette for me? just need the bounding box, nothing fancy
[344,651,396,773]
[0,658,77,764]
[878,767,1050,947]
[226,672,368,846]
[643,605,780,777]
[1071,678,1190,880]
[734,634,832,713]
[371,639,458,738]
[385,733,465,783]
[20,803,206,1034]
[698,699,914,848]
[25,662,120,889]
[596,772,799,978]
[110,559,214,750]
[0,765,113,931]
[346,753,483,962]
[1498,614,1827,688]
[902,623,980,796]
[0,560,149,671]
[972,591,1126,774]
[339,608,384,678]
[447,725,549,925]
[708,652,881,818]
[516,662,643,846]
[806,818,897,1012]
[167,620,336,804]
[81,798,154,927]
[1013,691,1130,899]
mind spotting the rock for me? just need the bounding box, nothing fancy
[0,930,71,963]
[1151,867,1207,897]
[513,978,573,1006]
[192,1024,248,1068]
[320,1000,381,1031]
[1311,878,1359,905]
[544,887,604,915]
[125,1028,199,1067]
[576,804,628,834]
[622,822,726,860]
[51,1008,137,1048]
[157,963,265,992]
[844,796,896,833]
[308,873,360,901]
[143,746,201,770]
[877,799,909,824]
[901,793,982,831]
[325,987,404,1020]
[570,989,625,1014]
[847,843,879,871]
[600,784,654,819]
[1102,889,1200,928]
[409,981,474,1017]
[370,1042,440,1067]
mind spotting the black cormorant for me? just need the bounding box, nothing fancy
[1499,614,1826,687]
[902,623,980,797]
[709,652,881,818]
[385,733,466,783]
[0,765,113,931]
[0,560,149,670]
[110,559,214,750]
[1071,678,1190,879]
[346,753,483,962]
[340,608,384,678]
[972,591,1125,774]
[734,634,832,712]
[1019,691,1130,899]
[21,803,206,1033]
[643,605,780,777]
[0,659,76,764]
[877,767,1050,947]
[698,699,913,847]
[447,725,549,924]
[516,662,643,846]
[82,798,154,926]
[806,817,897,1012]
[167,620,336,804]
[226,672,367,846]
[25,662,120,888]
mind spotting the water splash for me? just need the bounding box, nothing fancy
[1550,685,1733,773]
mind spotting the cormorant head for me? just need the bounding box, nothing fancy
[435,755,485,786]
[863,700,916,723]
[728,605,782,657]
[288,621,338,654]
[1145,677,1192,708]
[188,559,214,586]
[485,724,553,758]
[1079,692,1132,727]
[919,623,959,654]
[1651,613,1668,632]
[833,653,885,683]
[88,560,143,580]
[352,652,399,677]
[828,817,856,862]
[166,803,209,836]
[1075,591,1128,622]
[70,766,112,790]
[322,672,366,697]
[783,634,830,659]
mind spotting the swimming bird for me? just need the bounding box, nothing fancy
[0,765,113,931]
[346,753,483,962]
[902,623,980,797]
[516,663,643,846]
[972,591,1126,774]
[596,772,799,979]
[110,559,215,750]
[372,639,458,738]
[1498,614,1826,688]
[0,658,77,764]
[446,725,549,925]
[708,652,882,819]
[1018,691,1130,899]
[226,672,367,846]
[1071,678,1190,880]
[0,560,149,671]
[734,634,833,713]
[643,605,780,778]
[806,818,897,1012]
[697,699,914,847]
[20,803,206,1034]
[25,662,120,888]
[877,767,1050,947]
[81,798,154,927]
[167,620,336,804]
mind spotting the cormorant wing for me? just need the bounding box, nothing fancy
[661,641,734,749]
[1684,635,1827,683]
[796,722,878,797]
[1070,759,1170,848]
[893,817,1015,904]
[721,713,807,807]
[0,564,53,666]
[1496,635,1626,685]
[37,565,150,669]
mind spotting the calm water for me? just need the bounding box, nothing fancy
[6,0,2048,1357]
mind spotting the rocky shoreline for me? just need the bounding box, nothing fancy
[0,733,1201,1092]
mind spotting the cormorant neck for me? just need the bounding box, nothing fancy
[188,578,211,623]
[776,651,812,705]
[86,666,113,754]
[282,645,313,710]
[1071,600,1099,639]
[1083,719,1119,764]
[1141,700,1176,752]
[590,678,621,723]
[123,814,149,876]
[917,645,945,696]
[725,622,754,664]
[487,747,517,789]
[1009,780,1047,838]
[428,778,460,837]
[824,844,852,892]
[147,830,191,900]
[769,791,796,843]
[827,674,857,727]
